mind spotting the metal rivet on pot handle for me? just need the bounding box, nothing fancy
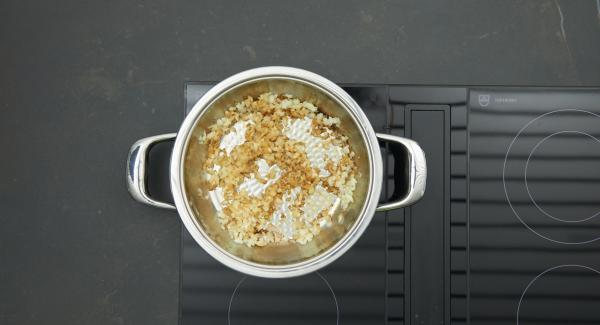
[375,133,427,211]
[126,133,177,210]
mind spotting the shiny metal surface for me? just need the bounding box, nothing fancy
[129,67,426,278]
[375,133,426,212]
[172,66,386,278]
[126,133,177,210]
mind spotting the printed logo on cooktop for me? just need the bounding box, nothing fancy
[478,94,490,107]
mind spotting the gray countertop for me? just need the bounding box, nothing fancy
[1,0,599,324]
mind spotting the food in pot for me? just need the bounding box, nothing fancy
[199,93,358,247]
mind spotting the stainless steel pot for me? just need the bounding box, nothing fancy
[126,67,426,278]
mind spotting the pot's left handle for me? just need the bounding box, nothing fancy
[126,133,177,210]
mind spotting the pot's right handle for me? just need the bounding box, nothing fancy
[126,133,177,210]
[375,133,427,212]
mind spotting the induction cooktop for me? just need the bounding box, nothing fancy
[146,84,600,325]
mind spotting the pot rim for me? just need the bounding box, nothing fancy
[170,66,383,278]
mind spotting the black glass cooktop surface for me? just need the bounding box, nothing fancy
[468,90,600,325]
[172,84,600,325]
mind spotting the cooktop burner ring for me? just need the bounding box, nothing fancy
[524,130,600,223]
[227,272,339,325]
[503,108,600,245]
[517,264,600,325]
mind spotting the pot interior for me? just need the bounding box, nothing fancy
[183,77,373,265]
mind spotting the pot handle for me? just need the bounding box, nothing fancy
[126,133,177,210]
[375,133,427,212]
